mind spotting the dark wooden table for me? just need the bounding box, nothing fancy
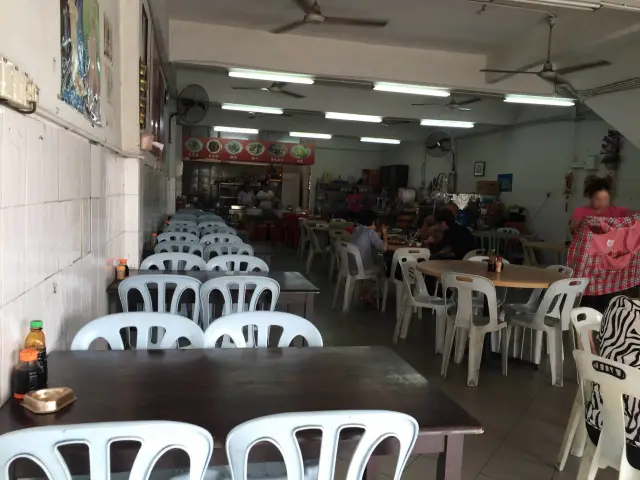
[251,241,275,267]
[107,270,319,320]
[0,347,482,479]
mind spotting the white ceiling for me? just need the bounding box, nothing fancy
[163,0,571,54]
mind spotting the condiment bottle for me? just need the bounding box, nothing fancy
[488,250,497,273]
[116,259,128,280]
[25,320,47,385]
[495,256,503,273]
[151,232,158,249]
[13,348,44,400]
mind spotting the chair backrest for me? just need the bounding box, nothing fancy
[200,226,237,236]
[497,227,520,235]
[200,233,243,246]
[171,214,198,223]
[399,259,433,303]
[167,225,200,236]
[158,232,200,243]
[548,264,574,276]
[206,254,269,272]
[574,350,640,477]
[570,307,602,352]
[534,278,589,330]
[463,249,485,260]
[339,241,365,276]
[226,411,418,480]
[118,274,202,322]
[204,243,254,261]
[520,238,538,266]
[140,253,207,271]
[204,311,323,348]
[0,421,213,479]
[442,272,501,329]
[167,220,198,229]
[154,241,204,256]
[390,247,430,281]
[198,221,228,229]
[70,313,205,350]
[521,264,575,311]
[466,255,511,264]
[200,276,280,328]
[330,218,347,223]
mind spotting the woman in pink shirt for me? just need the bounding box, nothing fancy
[570,178,629,234]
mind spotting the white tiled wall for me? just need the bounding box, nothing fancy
[0,106,134,404]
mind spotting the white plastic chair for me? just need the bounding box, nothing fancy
[198,221,228,230]
[463,249,485,260]
[70,312,205,350]
[497,227,520,235]
[204,311,323,348]
[167,220,198,229]
[573,350,640,480]
[200,233,243,246]
[381,247,430,321]
[504,277,589,386]
[198,214,223,222]
[297,218,311,259]
[206,254,269,272]
[118,274,202,323]
[327,229,347,280]
[168,225,200,236]
[201,226,237,236]
[332,241,380,313]
[395,260,447,352]
[200,276,280,329]
[305,223,331,274]
[226,411,418,480]
[171,214,199,223]
[0,421,213,479]
[441,272,509,387]
[155,241,204,256]
[158,232,200,243]
[556,307,602,471]
[140,253,207,271]
[204,243,254,261]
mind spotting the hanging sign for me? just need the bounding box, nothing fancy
[182,136,315,165]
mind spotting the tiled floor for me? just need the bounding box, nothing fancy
[273,247,618,480]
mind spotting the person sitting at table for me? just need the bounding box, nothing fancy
[570,177,629,235]
[351,210,388,305]
[428,208,476,260]
[419,203,460,244]
[345,186,363,222]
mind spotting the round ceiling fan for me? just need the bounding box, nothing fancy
[231,81,306,99]
[480,17,612,86]
[412,96,481,111]
[271,0,389,34]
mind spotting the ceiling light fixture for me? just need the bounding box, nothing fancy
[290,132,333,139]
[325,112,383,123]
[361,137,401,145]
[373,82,450,97]
[221,103,283,115]
[504,94,575,107]
[228,68,315,84]
[420,119,475,128]
[213,126,259,134]
[505,0,600,10]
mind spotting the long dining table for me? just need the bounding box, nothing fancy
[0,346,482,480]
[106,270,319,320]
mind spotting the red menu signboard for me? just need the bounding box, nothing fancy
[182,136,315,165]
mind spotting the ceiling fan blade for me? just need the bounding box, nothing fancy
[271,19,306,34]
[480,68,538,74]
[323,16,389,27]
[453,107,472,111]
[231,86,265,91]
[456,97,481,106]
[293,0,314,14]
[411,103,438,106]
[555,60,612,76]
[279,89,306,99]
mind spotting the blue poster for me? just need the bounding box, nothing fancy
[498,174,513,192]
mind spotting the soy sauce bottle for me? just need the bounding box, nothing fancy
[488,250,497,273]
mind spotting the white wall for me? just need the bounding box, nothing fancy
[383,143,455,190]
[0,107,135,403]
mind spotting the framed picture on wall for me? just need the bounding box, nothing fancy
[474,161,485,177]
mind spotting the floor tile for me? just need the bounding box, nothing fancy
[480,443,555,480]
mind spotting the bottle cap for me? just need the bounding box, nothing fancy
[119,258,127,264]
[152,232,157,237]
[19,348,38,362]
[30,320,43,329]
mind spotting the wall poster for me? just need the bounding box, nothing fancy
[60,0,102,125]
[498,173,513,193]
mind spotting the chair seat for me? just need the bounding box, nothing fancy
[412,293,447,309]
[503,306,559,330]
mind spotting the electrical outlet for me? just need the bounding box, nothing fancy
[0,57,39,110]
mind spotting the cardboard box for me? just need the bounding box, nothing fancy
[476,181,500,196]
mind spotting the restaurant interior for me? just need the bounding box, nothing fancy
[2,0,640,479]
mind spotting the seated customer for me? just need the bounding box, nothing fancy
[428,208,476,260]
[350,210,388,271]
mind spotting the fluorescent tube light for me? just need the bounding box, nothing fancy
[420,119,475,128]
[504,94,575,107]
[325,112,382,123]
[213,126,259,134]
[601,1,640,11]
[505,0,599,10]
[221,103,283,115]
[228,68,314,84]
[290,132,332,139]
[373,82,450,97]
[361,137,401,144]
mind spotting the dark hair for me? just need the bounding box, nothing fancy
[359,210,377,227]
[585,177,611,198]
[435,208,456,227]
